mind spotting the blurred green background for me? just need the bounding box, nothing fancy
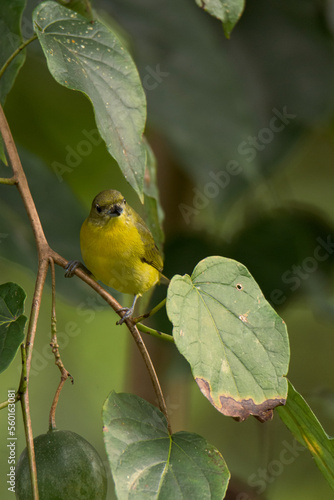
[1,0,334,498]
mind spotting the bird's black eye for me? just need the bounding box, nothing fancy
[123,199,126,204]
[95,204,102,213]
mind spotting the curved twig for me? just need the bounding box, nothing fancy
[48,258,73,430]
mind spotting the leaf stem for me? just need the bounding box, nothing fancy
[136,322,174,343]
[18,342,27,395]
[0,176,16,185]
[0,34,38,81]
[133,297,167,324]
[0,396,19,410]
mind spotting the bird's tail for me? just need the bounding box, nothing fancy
[160,273,170,286]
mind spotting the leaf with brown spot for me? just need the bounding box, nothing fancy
[166,256,290,422]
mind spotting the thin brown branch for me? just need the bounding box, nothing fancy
[0,104,51,500]
[127,320,172,434]
[48,259,73,430]
[25,260,49,375]
[0,104,48,251]
[20,259,49,500]
[49,377,68,431]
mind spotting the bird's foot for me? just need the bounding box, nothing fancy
[116,295,138,325]
[65,260,80,277]
[116,306,134,325]
[65,260,92,278]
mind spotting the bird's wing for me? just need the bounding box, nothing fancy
[142,240,164,273]
[132,209,164,273]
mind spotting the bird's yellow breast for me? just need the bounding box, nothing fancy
[80,215,160,296]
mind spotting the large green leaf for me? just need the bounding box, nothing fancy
[195,0,245,38]
[0,0,27,164]
[103,391,230,499]
[277,381,334,491]
[0,282,26,373]
[167,256,290,422]
[0,0,27,105]
[33,1,147,199]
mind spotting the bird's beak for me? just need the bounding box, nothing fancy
[107,204,123,217]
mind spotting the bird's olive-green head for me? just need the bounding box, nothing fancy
[88,190,127,225]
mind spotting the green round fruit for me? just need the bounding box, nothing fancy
[16,429,107,500]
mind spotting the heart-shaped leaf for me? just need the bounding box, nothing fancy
[195,0,245,38]
[103,391,230,499]
[277,381,334,490]
[0,282,27,373]
[167,256,290,422]
[33,1,147,199]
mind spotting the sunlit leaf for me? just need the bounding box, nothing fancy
[167,256,290,422]
[103,391,230,499]
[195,0,245,38]
[33,1,147,199]
[278,381,334,491]
[0,282,26,373]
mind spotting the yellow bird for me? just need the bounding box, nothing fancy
[66,190,164,323]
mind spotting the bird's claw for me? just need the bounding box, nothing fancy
[116,307,134,325]
[65,260,81,278]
